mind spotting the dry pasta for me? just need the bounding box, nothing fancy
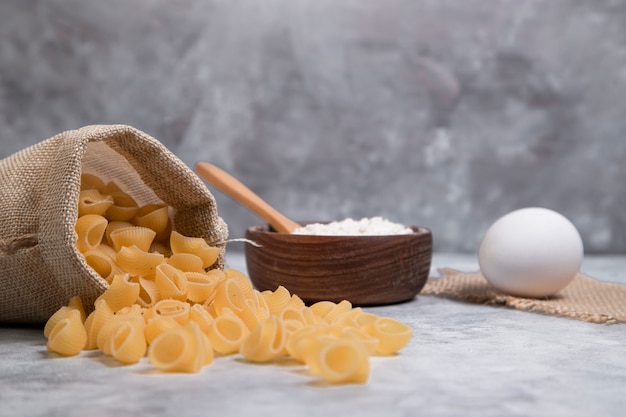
[74,214,108,253]
[185,272,218,303]
[134,203,171,242]
[46,309,87,356]
[84,299,115,350]
[208,310,250,354]
[115,245,164,277]
[154,264,188,301]
[189,303,214,334]
[109,226,156,252]
[144,299,191,326]
[106,318,147,364]
[82,248,121,284]
[239,316,286,362]
[43,297,85,337]
[80,173,106,191]
[105,221,134,246]
[96,274,140,313]
[261,286,291,317]
[148,322,213,373]
[212,278,247,316]
[167,253,204,273]
[48,173,415,384]
[78,189,114,217]
[362,317,412,355]
[106,190,138,221]
[145,317,181,345]
[170,231,221,269]
[315,337,370,384]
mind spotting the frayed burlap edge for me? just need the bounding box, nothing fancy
[422,268,626,324]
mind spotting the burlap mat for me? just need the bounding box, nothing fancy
[422,268,626,324]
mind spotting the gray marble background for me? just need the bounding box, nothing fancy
[1,0,625,253]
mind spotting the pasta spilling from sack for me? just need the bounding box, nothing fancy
[43,174,413,384]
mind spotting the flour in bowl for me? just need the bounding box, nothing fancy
[292,216,413,236]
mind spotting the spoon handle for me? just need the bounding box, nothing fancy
[195,162,302,234]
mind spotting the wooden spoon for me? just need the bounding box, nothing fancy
[195,162,302,234]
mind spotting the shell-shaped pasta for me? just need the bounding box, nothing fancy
[115,304,145,318]
[78,189,114,217]
[363,317,412,355]
[104,190,138,222]
[185,272,219,304]
[287,294,305,310]
[261,286,292,317]
[339,326,379,356]
[102,180,121,194]
[280,306,319,327]
[115,245,164,277]
[189,303,214,334]
[80,173,106,191]
[208,311,250,354]
[322,300,353,324]
[354,311,379,328]
[170,231,221,269]
[205,269,227,288]
[145,299,190,326]
[75,214,108,253]
[84,299,115,350]
[154,264,188,301]
[105,221,134,246]
[67,296,86,323]
[167,253,204,273]
[83,247,122,283]
[314,337,370,384]
[95,274,140,312]
[134,204,171,242]
[148,322,212,373]
[224,269,254,298]
[145,317,181,345]
[213,278,247,316]
[187,321,213,367]
[240,316,286,362]
[43,297,86,339]
[309,301,336,319]
[248,291,270,322]
[148,327,195,372]
[282,319,305,342]
[46,310,87,356]
[44,306,76,339]
[285,325,330,363]
[107,318,148,364]
[237,299,263,331]
[109,226,156,252]
[136,277,160,308]
[330,307,365,329]
[149,241,172,257]
[97,315,144,355]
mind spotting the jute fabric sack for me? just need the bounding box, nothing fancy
[423,268,626,324]
[0,125,228,323]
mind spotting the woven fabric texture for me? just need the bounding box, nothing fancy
[0,125,228,323]
[422,268,626,324]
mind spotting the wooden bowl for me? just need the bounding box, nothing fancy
[244,224,433,306]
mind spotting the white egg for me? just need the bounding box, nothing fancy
[478,207,584,298]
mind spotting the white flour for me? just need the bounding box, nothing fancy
[292,216,413,236]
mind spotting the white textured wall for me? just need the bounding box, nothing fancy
[2,0,625,253]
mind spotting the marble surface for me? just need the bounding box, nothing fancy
[1,252,625,417]
[3,0,626,253]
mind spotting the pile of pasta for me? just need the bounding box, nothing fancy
[43,174,413,384]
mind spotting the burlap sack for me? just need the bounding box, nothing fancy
[0,125,228,324]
